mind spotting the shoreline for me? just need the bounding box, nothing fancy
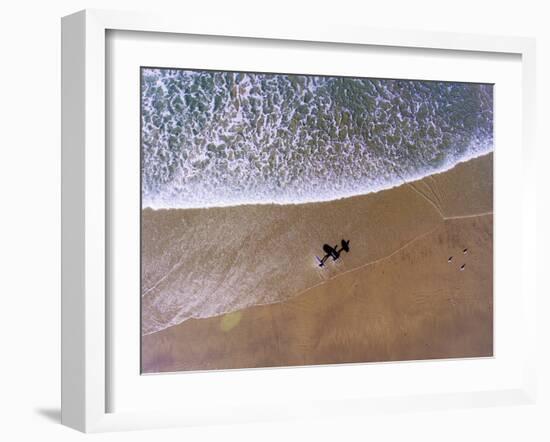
[142,153,493,341]
[142,152,493,372]
[142,150,493,211]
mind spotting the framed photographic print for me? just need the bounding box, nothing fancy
[139,67,495,374]
[61,9,537,432]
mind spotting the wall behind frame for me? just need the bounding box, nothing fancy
[0,0,548,441]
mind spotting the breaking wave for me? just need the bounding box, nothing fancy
[141,69,493,209]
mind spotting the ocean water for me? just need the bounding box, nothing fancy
[141,68,493,209]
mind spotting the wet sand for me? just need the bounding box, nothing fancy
[142,153,493,373]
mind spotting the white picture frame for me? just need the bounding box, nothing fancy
[61,9,537,433]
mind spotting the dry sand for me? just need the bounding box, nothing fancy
[142,153,493,373]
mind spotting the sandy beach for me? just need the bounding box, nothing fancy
[141,153,493,373]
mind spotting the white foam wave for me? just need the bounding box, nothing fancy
[141,69,494,210]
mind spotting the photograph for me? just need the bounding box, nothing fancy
[140,67,494,373]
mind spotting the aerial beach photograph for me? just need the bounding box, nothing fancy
[140,68,493,373]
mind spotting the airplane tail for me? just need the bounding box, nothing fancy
[315,256,325,267]
[341,239,350,253]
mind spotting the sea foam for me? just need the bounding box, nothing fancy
[141,69,493,209]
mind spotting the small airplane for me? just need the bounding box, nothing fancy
[316,239,350,267]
